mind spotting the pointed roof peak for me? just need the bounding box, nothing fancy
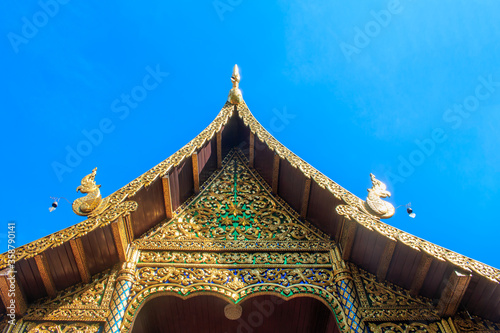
[228,64,243,105]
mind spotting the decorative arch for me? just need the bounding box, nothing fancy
[121,282,349,333]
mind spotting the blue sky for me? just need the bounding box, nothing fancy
[1,0,499,268]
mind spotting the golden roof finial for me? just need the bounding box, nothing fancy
[228,64,243,105]
[72,168,108,216]
[363,173,395,219]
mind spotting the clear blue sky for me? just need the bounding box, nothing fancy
[1,1,499,268]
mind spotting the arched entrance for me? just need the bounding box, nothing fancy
[131,294,340,333]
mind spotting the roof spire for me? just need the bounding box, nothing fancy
[228,64,243,105]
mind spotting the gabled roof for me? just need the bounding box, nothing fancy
[1,67,499,322]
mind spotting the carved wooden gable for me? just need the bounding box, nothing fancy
[138,148,330,245]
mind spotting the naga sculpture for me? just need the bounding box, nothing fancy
[227,64,243,105]
[363,173,395,219]
[72,168,108,216]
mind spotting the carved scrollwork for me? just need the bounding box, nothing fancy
[368,322,440,333]
[24,322,102,333]
[24,269,117,322]
[453,312,500,332]
[133,267,246,292]
[132,266,335,299]
[353,267,434,309]
[139,250,330,266]
[135,239,336,251]
[145,151,329,243]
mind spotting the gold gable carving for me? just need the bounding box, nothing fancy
[368,322,440,333]
[24,268,118,322]
[351,265,439,323]
[453,312,500,332]
[24,321,102,333]
[139,150,330,245]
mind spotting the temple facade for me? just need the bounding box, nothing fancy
[0,66,499,333]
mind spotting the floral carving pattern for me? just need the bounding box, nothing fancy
[145,151,329,242]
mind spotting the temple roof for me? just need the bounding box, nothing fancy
[1,66,499,322]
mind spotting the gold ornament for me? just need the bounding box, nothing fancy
[228,64,243,105]
[25,321,102,333]
[73,168,109,216]
[363,173,395,219]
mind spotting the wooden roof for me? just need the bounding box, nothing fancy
[1,87,499,323]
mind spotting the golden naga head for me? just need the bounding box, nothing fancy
[228,64,244,105]
[76,167,101,193]
[364,173,395,219]
[73,167,106,216]
[368,173,391,198]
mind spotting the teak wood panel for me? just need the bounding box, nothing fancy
[306,181,343,238]
[463,275,500,321]
[386,242,422,290]
[254,137,275,186]
[45,243,80,291]
[197,139,217,187]
[16,258,46,302]
[277,158,307,214]
[80,225,118,276]
[164,159,193,214]
[130,177,167,237]
[419,257,449,300]
[350,225,381,272]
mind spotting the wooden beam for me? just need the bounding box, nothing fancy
[340,219,358,261]
[192,152,200,194]
[111,217,129,263]
[34,254,57,298]
[124,214,134,243]
[335,217,346,243]
[300,178,312,219]
[249,132,255,168]
[0,269,27,317]
[69,238,91,283]
[162,175,174,219]
[216,131,222,168]
[437,270,471,317]
[272,154,280,194]
[376,238,397,281]
[410,252,433,296]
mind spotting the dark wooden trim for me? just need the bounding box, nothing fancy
[34,253,57,298]
[376,238,397,282]
[111,217,129,263]
[162,175,173,219]
[410,252,433,296]
[336,217,346,243]
[272,154,280,194]
[340,219,358,261]
[437,270,471,317]
[192,152,200,194]
[124,214,134,242]
[69,238,91,283]
[249,132,255,168]
[300,178,312,219]
[0,269,27,316]
[217,131,222,168]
